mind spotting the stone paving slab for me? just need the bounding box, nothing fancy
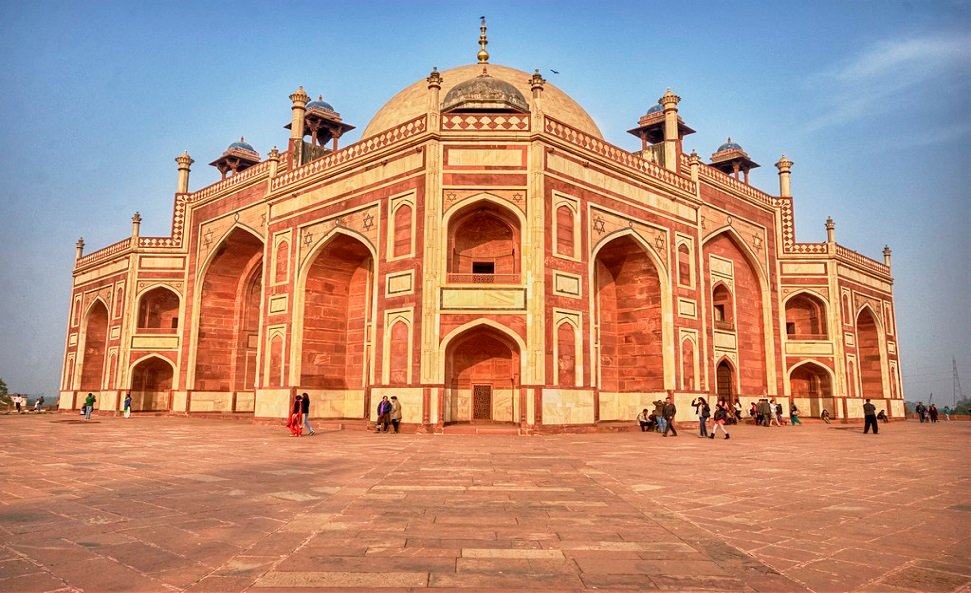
[0,415,968,592]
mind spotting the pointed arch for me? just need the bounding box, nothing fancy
[591,230,671,393]
[444,197,524,284]
[703,229,772,396]
[293,229,375,389]
[79,298,110,391]
[135,284,182,332]
[714,356,736,403]
[190,225,265,395]
[129,354,175,411]
[856,305,886,397]
[784,290,829,339]
[443,321,523,423]
[788,360,835,416]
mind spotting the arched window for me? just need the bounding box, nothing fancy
[556,321,577,386]
[393,203,413,259]
[274,240,290,284]
[447,202,521,284]
[712,283,734,329]
[555,205,575,258]
[677,243,691,286]
[785,293,828,339]
[137,286,180,332]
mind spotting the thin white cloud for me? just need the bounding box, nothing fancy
[803,32,971,132]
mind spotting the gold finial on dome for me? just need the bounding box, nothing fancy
[477,16,489,64]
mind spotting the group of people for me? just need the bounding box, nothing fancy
[636,395,733,439]
[375,395,402,433]
[748,398,802,426]
[8,394,45,413]
[914,402,948,423]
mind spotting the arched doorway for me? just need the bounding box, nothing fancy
[716,359,735,403]
[856,308,884,397]
[195,228,264,405]
[594,235,663,393]
[789,362,834,416]
[79,300,110,392]
[444,326,520,423]
[130,356,175,411]
[300,234,373,392]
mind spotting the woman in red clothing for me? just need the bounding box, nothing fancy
[288,395,303,437]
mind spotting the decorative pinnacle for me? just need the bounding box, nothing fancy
[268,146,280,159]
[689,149,700,164]
[132,212,142,224]
[427,66,443,89]
[883,245,892,256]
[76,237,85,249]
[529,69,546,91]
[175,150,194,168]
[825,216,835,230]
[290,85,309,106]
[659,88,681,108]
[775,154,793,172]
[477,16,489,64]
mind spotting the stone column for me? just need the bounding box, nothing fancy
[267,147,280,179]
[175,151,193,194]
[130,212,141,248]
[660,88,681,173]
[75,237,85,260]
[426,67,442,133]
[775,155,793,197]
[883,245,892,268]
[289,86,310,164]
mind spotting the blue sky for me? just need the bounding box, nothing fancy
[0,1,968,403]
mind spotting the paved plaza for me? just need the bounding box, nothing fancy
[0,414,968,593]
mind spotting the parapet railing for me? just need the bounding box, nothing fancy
[441,113,530,132]
[835,244,890,275]
[693,157,775,207]
[543,117,695,194]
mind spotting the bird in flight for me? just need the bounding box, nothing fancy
[550,69,560,74]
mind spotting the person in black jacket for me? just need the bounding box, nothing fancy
[662,396,678,437]
[863,399,878,434]
[301,392,315,436]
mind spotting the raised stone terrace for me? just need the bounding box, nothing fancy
[0,415,967,592]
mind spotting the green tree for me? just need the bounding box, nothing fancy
[0,377,10,407]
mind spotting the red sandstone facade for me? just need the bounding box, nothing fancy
[60,35,904,430]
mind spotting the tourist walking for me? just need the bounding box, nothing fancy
[821,409,831,424]
[390,396,402,433]
[692,397,710,437]
[942,406,951,421]
[301,392,315,435]
[774,400,784,425]
[123,393,132,418]
[863,398,878,434]
[288,394,303,436]
[789,402,802,425]
[653,400,666,433]
[33,395,44,412]
[915,401,927,423]
[662,395,678,437]
[750,401,759,424]
[83,393,96,421]
[709,401,731,439]
[929,404,939,423]
[13,395,22,414]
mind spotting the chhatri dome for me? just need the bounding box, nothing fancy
[362,19,603,139]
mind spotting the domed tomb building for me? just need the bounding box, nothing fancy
[60,22,904,429]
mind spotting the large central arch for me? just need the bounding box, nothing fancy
[444,324,522,424]
[79,299,110,391]
[856,307,884,397]
[593,234,664,393]
[193,227,264,401]
[298,232,374,390]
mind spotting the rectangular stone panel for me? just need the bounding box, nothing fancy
[553,272,581,298]
[445,147,525,168]
[785,342,834,355]
[268,295,288,314]
[837,264,892,292]
[75,260,128,285]
[131,335,179,350]
[387,271,414,296]
[543,389,595,424]
[441,287,526,310]
[678,298,697,318]
[709,255,734,278]
[138,256,185,269]
[781,262,826,275]
[713,330,736,350]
